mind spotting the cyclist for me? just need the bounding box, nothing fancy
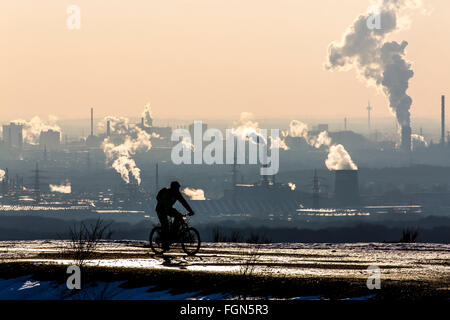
[155,181,195,249]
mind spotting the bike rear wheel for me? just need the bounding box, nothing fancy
[149,226,166,254]
[181,227,201,255]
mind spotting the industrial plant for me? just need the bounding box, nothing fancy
[0,96,449,230]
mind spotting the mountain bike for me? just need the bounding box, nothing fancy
[149,214,201,255]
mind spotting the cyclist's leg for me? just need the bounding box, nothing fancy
[156,210,170,249]
[168,208,183,237]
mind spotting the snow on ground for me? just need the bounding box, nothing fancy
[0,276,379,300]
[1,240,449,280]
[1,240,448,300]
[0,276,231,300]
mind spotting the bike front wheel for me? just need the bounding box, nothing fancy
[149,226,166,254]
[181,227,201,255]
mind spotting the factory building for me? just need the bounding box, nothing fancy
[86,107,101,147]
[2,123,23,149]
[139,116,172,147]
[39,129,60,150]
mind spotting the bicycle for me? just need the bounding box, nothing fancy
[149,214,201,255]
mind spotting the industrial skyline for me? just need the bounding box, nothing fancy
[1,1,450,304]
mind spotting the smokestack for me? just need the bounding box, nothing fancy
[141,117,144,127]
[441,95,445,146]
[106,120,111,137]
[90,108,94,136]
[401,125,411,152]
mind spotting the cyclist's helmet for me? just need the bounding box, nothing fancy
[170,181,181,190]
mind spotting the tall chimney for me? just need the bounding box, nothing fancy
[401,125,411,152]
[141,117,145,127]
[106,120,111,137]
[441,95,445,146]
[90,107,94,136]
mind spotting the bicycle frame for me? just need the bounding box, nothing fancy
[167,215,190,241]
[150,213,200,255]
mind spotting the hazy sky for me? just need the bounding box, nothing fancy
[0,0,448,123]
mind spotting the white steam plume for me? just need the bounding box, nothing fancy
[11,116,61,145]
[325,145,358,170]
[231,112,266,145]
[286,120,331,148]
[0,169,5,182]
[183,187,206,200]
[231,113,289,162]
[285,120,358,170]
[101,118,152,185]
[49,181,71,194]
[411,133,428,149]
[98,116,130,135]
[325,0,424,129]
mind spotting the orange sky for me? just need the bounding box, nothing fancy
[0,0,448,122]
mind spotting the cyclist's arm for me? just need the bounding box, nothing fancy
[176,192,195,214]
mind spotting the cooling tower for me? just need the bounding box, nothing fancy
[334,170,360,207]
[401,125,411,152]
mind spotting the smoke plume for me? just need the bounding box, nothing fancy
[101,118,152,185]
[98,116,129,135]
[183,187,206,200]
[286,120,331,148]
[0,169,5,182]
[325,145,358,170]
[285,120,358,170]
[325,0,422,128]
[231,112,266,145]
[11,116,61,145]
[411,133,428,149]
[49,181,71,194]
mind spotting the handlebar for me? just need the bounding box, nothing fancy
[181,212,195,219]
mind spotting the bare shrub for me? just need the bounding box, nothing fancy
[229,230,242,243]
[238,246,262,278]
[247,231,271,244]
[67,218,113,267]
[400,228,419,243]
[212,228,242,242]
[212,227,225,242]
[236,245,265,300]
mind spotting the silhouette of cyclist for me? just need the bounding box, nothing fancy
[155,181,195,249]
